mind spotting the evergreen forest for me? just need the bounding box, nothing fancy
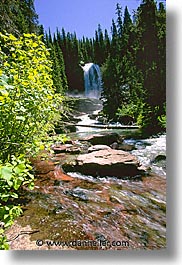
[45,0,166,133]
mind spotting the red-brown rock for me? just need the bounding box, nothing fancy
[63,149,144,178]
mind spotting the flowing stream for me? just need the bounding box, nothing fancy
[7,96,166,250]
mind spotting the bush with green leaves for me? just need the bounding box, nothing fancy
[0,155,34,249]
[0,32,62,249]
[0,32,61,162]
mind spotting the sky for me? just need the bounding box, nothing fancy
[34,0,166,39]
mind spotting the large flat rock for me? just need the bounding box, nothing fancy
[63,149,143,178]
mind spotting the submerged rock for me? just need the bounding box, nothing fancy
[119,143,135,151]
[152,154,166,163]
[64,188,88,202]
[63,149,144,178]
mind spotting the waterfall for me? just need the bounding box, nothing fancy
[81,63,102,99]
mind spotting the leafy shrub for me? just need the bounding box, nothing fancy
[0,32,61,249]
[0,156,34,249]
[158,104,166,129]
[0,32,61,162]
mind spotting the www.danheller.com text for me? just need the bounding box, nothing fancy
[36,239,130,248]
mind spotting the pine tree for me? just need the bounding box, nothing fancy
[104,29,111,59]
[156,2,166,110]
[54,41,68,93]
[93,29,100,64]
[110,19,118,58]
[0,0,39,35]
[20,0,39,33]
[122,6,132,49]
[116,3,122,36]
[135,0,165,132]
[45,30,68,94]
[38,24,45,41]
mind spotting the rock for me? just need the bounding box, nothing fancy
[88,113,99,120]
[75,97,103,114]
[65,124,77,132]
[63,149,144,178]
[110,142,119,149]
[151,154,166,169]
[30,158,75,182]
[96,115,108,124]
[31,159,55,174]
[152,155,166,163]
[119,143,135,151]
[79,132,122,146]
[52,144,81,154]
[64,188,88,202]
[52,204,64,214]
[54,123,77,134]
[118,115,134,125]
[88,145,112,152]
[52,144,72,153]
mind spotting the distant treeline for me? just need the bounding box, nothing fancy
[0,0,166,133]
[45,0,166,133]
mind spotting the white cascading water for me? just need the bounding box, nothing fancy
[81,63,102,98]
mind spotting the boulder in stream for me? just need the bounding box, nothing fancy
[79,132,122,146]
[63,149,144,178]
[52,144,81,154]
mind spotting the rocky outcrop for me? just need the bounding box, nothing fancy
[63,149,144,178]
[79,132,122,146]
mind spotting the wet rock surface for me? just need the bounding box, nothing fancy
[5,131,166,250]
[63,149,143,178]
[6,163,166,250]
[52,144,81,154]
[88,145,112,152]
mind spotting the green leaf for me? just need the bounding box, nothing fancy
[10,192,19,198]
[13,179,22,190]
[0,167,13,182]
[14,163,26,174]
[16,116,26,121]
[28,182,34,190]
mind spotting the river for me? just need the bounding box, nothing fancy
[6,98,166,250]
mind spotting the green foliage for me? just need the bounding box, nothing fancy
[158,114,166,129]
[45,26,111,92]
[0,156,34,250]
[136,104,166,134]
[0,32,61,161]
[0,32,62,249]
[45,29,84,92]
[0,156,34,201]
[157,104,166,129]
[0,233,9,250]
[101,1,166,134]
[0,0,39,36]
[45,36,68,94]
